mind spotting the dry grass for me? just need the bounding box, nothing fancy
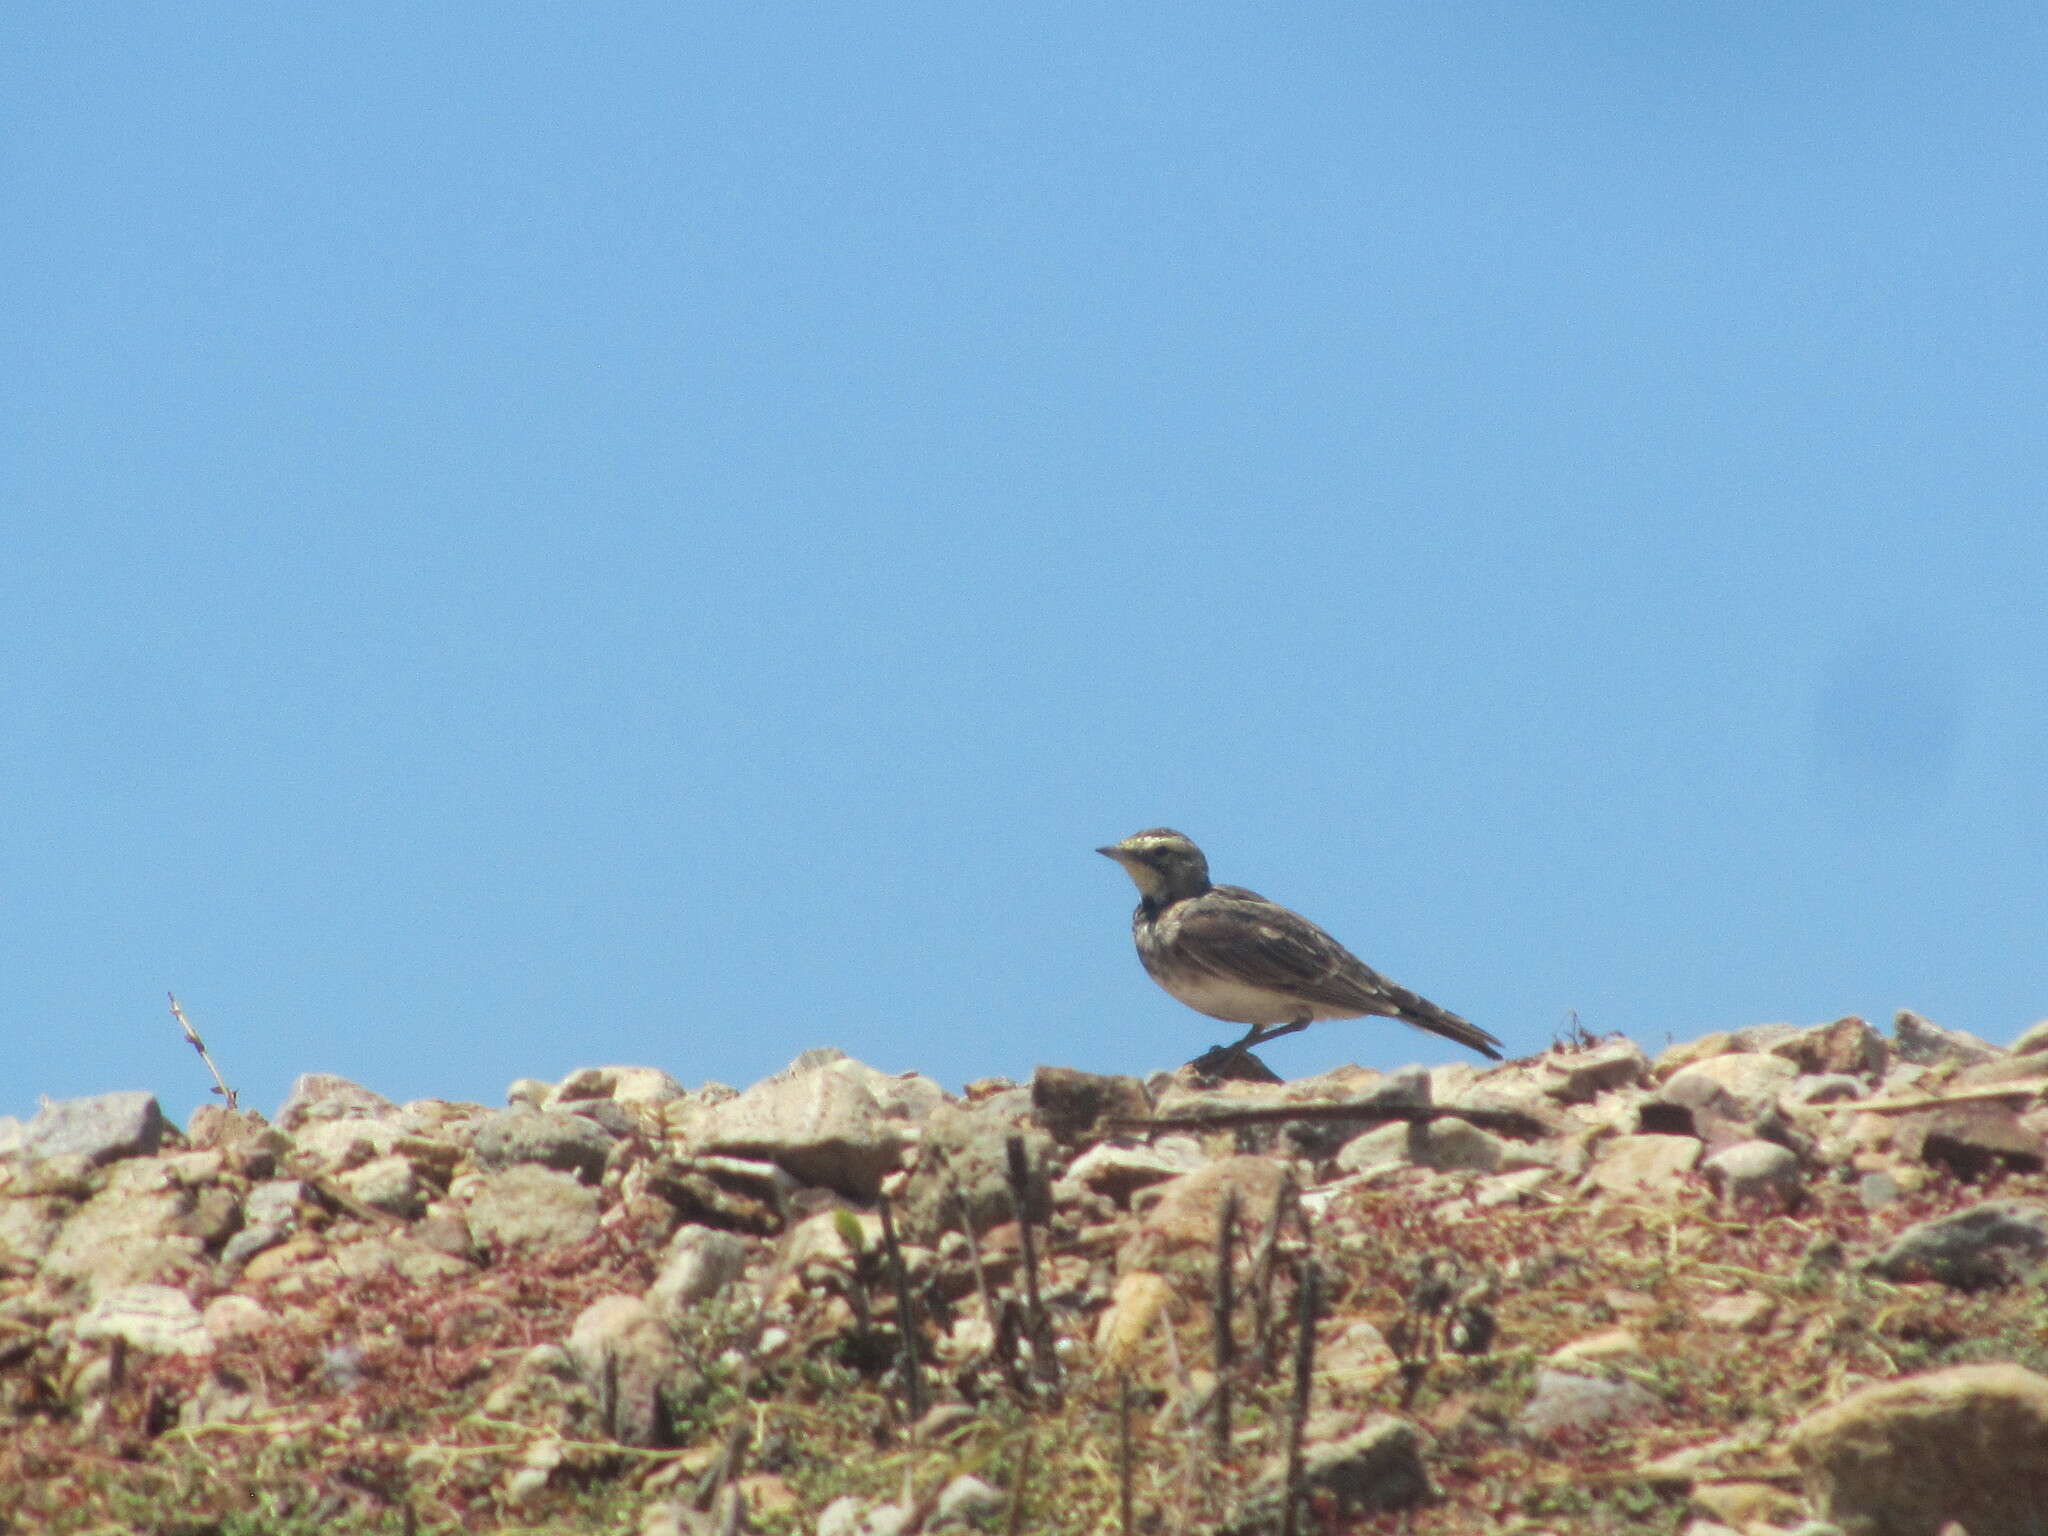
[6,1148,2048,1534]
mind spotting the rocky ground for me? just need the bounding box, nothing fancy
[6,1013,2048,1535]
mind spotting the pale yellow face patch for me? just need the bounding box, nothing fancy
[1106,851,1171,900]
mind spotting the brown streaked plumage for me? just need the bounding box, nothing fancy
[1096,828,1502,1061]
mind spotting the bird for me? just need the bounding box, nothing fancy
[1096,828,1502,1063]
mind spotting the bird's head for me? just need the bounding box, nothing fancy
[1096,828,1212,904]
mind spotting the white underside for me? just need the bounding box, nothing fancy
[1154,969,1359,1027]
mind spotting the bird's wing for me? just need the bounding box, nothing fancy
[1171,886,1383,1007]
[1178,886,1505,1059]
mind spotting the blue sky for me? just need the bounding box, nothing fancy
[7,5,2046,1125]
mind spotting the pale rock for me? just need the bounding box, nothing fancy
[686,1066,905,1199]
[275,1073,396,1132]
[41,1173,211,1293]
[1055,1138,1206,1206]
[931,1474,1004,1527]
[331,1234,476,1284]
[1473,1167,1556,1207]
[1702,1140,1803,1206]
[1542,1037,1652,1103]
[1650,1053,1799,1135]
[290,1117,402,1172]
[506,1078,550,1108]
[75,1283,210,1356]
[566,1294,675,1447]
[0,1195,70,1266]
[646,1225,749,1324]
[1770,1017,1890,1079]
[1548,1329,1646,1366]
[1782,1075,1868,1108]
[547,1066,688,1108]
[1696,1293,1774,1331]
[1583,1134,1702,1197]
[465,1165,601,1251]
[2010,1019,2048,1057]
[783,1209,880,1272]
[1095,1270,1177,1370]
[1120,1155,1291,1272]
[202,1293,276,1343]
[482,1344,599,1435]
[1689,1482,1807,1529]
[338,1154,425,1217]
[471,1109,618,1184]
[22,1091,166,1166]
[1789,1362,2048,1536]
[1654,1032,1739,1076]
[1518,1368,1660,1437]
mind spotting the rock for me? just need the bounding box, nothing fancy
[484,1344,600,1435]
[22,1092,166,1166]
[1782,1075,1869,1109]
[817,1497,914,1536]
[686,1067,905,1199]
[931,1473,1004,1527]
[1473,1167,1556,1207]
[645,1225,749,1325]
[1030,1067,1151,1145]
[1702,1140,1803,1206]
[1867,1200,2048,1289]
[1689,1481,1807,1529]
[74,1283,211,1356]
[186,1107,288,1177]
[465,1165,601,1252]
[1119,1155,1290,1272]
[1055,1138,1207,1207]
[1771,1017,1889,1079]
[566,1295,675,1446]
[1296,1415,1431,1514]
[1895,1107,2046,1180]
[1644,1054,1799,1141]
[331,1234,476,1284]
[472,1109,619,1185]
[1542,1037,1652,1103]
[896,1092,1054,1240]
[337,1154,426,1217]
[1892,1012,2002,1069]
[2010,1020,2048,1057]
[1548,1329,1646,1367]
[1788,1362,2048,1536]
[1518,1368,1660,1438]
[1583,1135,1702,1197]
[1095,1270,1177,1370]
[641,1156,793,1236]
[41,1163,220,1294]
[546,1066,688,1108]
[0,1192,69,1266]
[201,1294,276,1344]
[1696,1293,1774,1331]
[290,1117,402,1172]
[1335,1117,1516,1175]
[275,1074,396,1132]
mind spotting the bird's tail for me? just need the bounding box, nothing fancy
[1383,982,1503,1061]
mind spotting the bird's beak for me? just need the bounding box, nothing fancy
[1095,845,1126,861]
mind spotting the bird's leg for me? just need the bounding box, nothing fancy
[1218,1015,1313,1061]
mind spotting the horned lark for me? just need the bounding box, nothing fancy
[1097,828,1502,1061]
